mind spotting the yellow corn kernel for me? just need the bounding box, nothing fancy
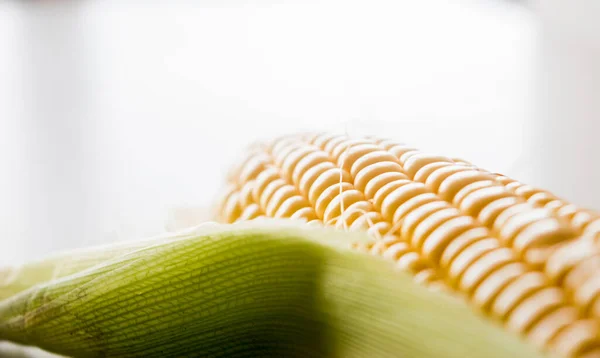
[216,132,600,357]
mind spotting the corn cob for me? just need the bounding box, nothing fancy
[216,132,600,358]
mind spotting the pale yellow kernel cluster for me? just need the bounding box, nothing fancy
[215,132,600,358]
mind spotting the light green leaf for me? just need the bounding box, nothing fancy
[0,221,546,358]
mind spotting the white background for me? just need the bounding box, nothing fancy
[0,0,594,264]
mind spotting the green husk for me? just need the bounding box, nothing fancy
[0,220,546,357]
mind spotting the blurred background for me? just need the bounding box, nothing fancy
[0,0,597,264]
